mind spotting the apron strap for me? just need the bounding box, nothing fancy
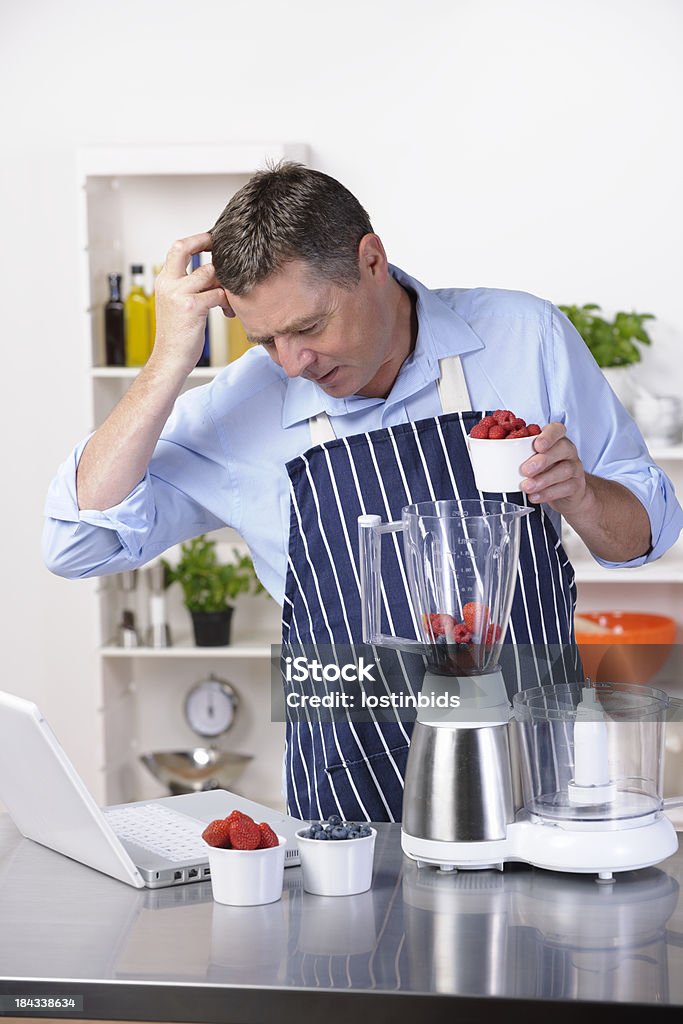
[436,355,471,413]
[309,410,337,445]
[308,355,471,444]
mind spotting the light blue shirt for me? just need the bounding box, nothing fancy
[43,266,683,604]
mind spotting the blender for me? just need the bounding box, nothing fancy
[358,500,680,878]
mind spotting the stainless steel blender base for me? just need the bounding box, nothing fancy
[403,719,516,842]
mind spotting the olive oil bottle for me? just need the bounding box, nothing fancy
[125,264,151,367]
[147,263,162,353]
[229,317,252,361]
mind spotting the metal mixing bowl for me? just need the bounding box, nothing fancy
[140,748,253,795]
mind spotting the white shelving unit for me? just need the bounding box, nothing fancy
[569,445,683,607]
[76,143,682,809]
[77,143,307,809]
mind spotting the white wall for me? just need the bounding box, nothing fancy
[1,0,682,795]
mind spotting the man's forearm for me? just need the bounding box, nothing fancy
[563,474,652,563]
[76,356,188,510]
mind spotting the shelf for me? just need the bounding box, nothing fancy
[649,444,683,461]
[102,635,278,658]
[92,366,222,379]
[573,551,683,584]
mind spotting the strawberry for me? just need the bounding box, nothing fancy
[423,612,456,638]
[485,623,502,644]
[463,601,490,634]
[469,421,490,439]
[229,815,262,850]
[225,809,248,826]
[488,424,508,439]
[202,819,233,848]
[527,424,542,435]
[258,823,279,849]
[507,427,530,438]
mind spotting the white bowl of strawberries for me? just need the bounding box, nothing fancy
[202,810,286,906]
[467,410,541,493]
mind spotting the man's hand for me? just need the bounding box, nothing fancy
[520,423,586,515]
[152,232,234,376]
[520,423,651,562]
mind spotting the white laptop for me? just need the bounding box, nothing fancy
[0,689,304,889]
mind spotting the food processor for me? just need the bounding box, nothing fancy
[358,500,680,878]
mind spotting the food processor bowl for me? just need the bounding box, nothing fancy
[512,682,672,824]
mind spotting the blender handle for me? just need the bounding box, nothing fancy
[358,514,417,649]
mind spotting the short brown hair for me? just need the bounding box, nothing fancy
[210,161,373,294]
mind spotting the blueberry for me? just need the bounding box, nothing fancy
[347,830,360,839]
[315,829,330,840]
[327,814,341,826]
[331,826,348,840]
[345,822,358,831]
[309,822,323,833]
[359,826,372,837]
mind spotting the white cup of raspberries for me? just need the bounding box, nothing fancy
[201,809,286,906]
[467,410,541,493]
[296,816,377,897]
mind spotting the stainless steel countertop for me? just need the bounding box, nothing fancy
[2,815,683,1022]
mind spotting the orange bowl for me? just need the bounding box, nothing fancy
[575,611,676,683]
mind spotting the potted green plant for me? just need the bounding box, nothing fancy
[162,536,263,646]
[558,303,655,410]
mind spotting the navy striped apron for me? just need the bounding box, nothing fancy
[281,356,578,822]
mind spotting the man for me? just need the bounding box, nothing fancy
[44,162,683,822]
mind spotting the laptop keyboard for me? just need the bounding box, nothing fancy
[104,803,208,862]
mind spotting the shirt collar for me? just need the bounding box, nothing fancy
[281,264,484,428]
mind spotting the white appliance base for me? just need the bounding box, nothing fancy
[401,814,678,878]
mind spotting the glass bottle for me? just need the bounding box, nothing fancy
[125,264,151,367]
[229,317,253,361]
[191,253,211,366]
[104,273,125,366]
[147,263,162,354]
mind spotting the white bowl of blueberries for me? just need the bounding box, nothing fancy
[296,816,377,896]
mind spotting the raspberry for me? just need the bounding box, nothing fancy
[229,815,261,850]
[478,415,496,430]
[202,819,232,848]
[511,417,527,430]
[453,622,473,644]
[423,612,456,639]
[527,424,542,435]
[463,601,490,634]
[493,409,516,428]
[257,823,279,849]
[469,422,490,439]
[488,425,508,439]
[485,623,502,644]
[507,427,530,438]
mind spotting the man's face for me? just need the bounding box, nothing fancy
[224,246,408,400]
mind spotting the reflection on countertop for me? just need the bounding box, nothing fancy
[2,818,683,1014]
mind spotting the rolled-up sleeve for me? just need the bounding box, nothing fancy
[43,386,233,579]
[547,304,683,568]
